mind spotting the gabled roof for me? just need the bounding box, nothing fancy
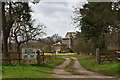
[65,32,76,38]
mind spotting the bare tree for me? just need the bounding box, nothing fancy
[51,34,62,43]
[42,34,62,44]
[42,37,54,44]
[10,20,46,51]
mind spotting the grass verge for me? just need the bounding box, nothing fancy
[2,58,65,78]
[77,56,119,77]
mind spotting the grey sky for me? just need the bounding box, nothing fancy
[29,2,85,37]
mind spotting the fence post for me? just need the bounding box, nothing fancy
[18,52,21,64]
[96,48,100,64]
[37,50,40,65]
[42,50,44,63]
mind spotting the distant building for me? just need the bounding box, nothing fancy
[65,32,76,38]
[62,31,80,49]
[51,31,80,53]
[51,42,68,53]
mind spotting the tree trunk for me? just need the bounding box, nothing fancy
[16,43,20,51]
[0,1,2,65]
[8,37,12,51]
[2,2,11,64]
[118,32,120,50]
[16,43,21,63]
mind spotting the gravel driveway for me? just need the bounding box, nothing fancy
[52,57,117,80]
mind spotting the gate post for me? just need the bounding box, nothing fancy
[37,50,40,65]
[96,48,100,64]
[42,50,44,63]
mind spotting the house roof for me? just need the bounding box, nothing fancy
[65,32,76,38]
[62,38,69,40]
[52,42,67,46]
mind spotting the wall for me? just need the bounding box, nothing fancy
[62,38,69,48]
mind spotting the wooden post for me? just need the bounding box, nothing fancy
[37,50,40,65]
[96,48,100,64]
[42,50,44,63]
[18,52,21,64]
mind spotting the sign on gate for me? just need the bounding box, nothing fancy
[22,48,37,60]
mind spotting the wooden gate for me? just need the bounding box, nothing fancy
[96,49,120,64]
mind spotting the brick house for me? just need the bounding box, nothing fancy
[51,42,68,53]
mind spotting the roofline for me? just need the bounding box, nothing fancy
[62,38,69,40]
[65,32,76,37]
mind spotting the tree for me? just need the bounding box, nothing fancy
[113,2,120,50]
[73,37,94,55]
[2,1,43,55]
[42,34,62,44]
[2,2,13,59]
[73,2,119,50]
[10,20,46,51]
[51,34,62,43]
[42,37,54,44]
[7,2,46,51]
[0,2,2,61]
[2,2,33,58]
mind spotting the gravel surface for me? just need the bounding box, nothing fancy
[52,57,115,79]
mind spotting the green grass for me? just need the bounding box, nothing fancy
[2,58,65,78]
[77,56,119,77]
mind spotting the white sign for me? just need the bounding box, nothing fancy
[22,48,37,60]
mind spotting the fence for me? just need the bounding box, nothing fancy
[2,52,55,64]
[96,49,120,64]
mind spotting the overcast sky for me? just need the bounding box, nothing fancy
[29,2,86,38]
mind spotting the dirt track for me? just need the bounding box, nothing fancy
[52,57,115,79]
